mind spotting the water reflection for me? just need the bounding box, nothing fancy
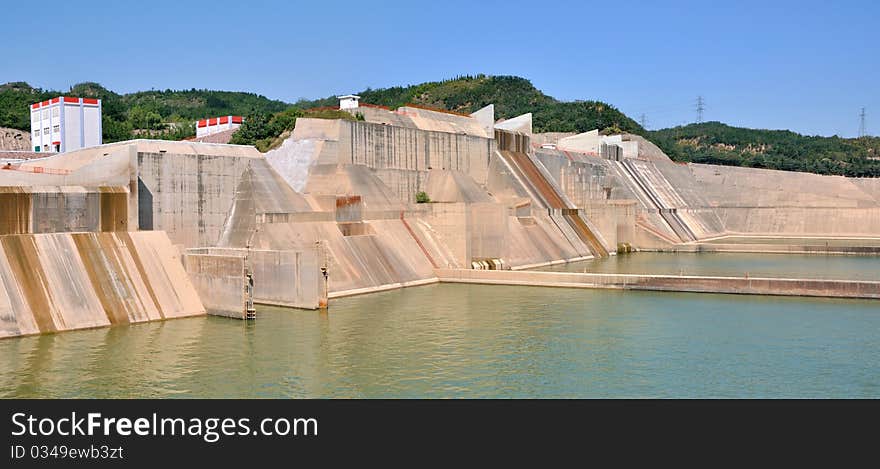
[1,284,878,398]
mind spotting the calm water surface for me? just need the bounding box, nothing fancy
[535,252,880,280]
[1,283,878,398]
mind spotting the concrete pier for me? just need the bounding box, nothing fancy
[434,268,880,300]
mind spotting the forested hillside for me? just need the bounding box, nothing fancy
[299,74,645,135]
[650,122,880,177]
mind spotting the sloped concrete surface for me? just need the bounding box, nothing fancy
[0,231,204,339]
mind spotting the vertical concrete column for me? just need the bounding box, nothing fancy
[126,145,140,231]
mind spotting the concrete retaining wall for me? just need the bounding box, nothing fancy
[185,247,322,313]
[0,187,130,236]
[668,242,880,255]
[287,118,494,190]
[136,150,258,248]
[183,253,246,318]
[435,268,880,300]
[0,231,205,339]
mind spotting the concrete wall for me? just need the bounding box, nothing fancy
[136,150,255,247]
[581,201,637,249]
[183,253,247,318]
[0,231,205,339]
[470,203,508,261]
[691,164,880,237]
[341,120,493,185]
[186,247,321,310]
[0,187,132,236]
[435,269,880,300]
[284,118,495,195]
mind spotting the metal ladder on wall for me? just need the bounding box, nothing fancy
[245,272,256,320]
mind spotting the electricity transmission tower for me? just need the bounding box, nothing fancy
[859,107,867,138]
[639,113,648,130]
[695,96,705,123]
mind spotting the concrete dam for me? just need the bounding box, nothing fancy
[1,102,879,339]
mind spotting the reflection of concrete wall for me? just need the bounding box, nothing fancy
[0,231,205,339]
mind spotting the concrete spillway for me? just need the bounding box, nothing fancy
[497,149,609,257]
[616,159,697,242]
[0,231,205,338]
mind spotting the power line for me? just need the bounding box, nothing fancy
[695,96,705,123]
[859,107,867,138]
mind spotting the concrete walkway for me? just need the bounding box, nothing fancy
[434,269,880,300]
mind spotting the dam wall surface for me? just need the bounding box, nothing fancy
[435,269,880,300]
[494,131,609,256]
[280,118,494,201]
[0,231,205,339]
[7,140,264,248]
[0,186,129,235]
[185,247,321,312]
[135,143,262,248]
[691,164,880,237]
[533,145,880,246]
[183,253,247,318]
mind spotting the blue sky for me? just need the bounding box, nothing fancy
[1,0,876,136]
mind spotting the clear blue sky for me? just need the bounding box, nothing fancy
[2,0,876,136]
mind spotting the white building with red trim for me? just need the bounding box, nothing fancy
[195,115,243,138]
[30,97,102,153]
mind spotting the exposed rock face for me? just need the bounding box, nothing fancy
[0,127,31,151]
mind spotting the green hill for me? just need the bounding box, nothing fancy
[0,82,291,142]
[649,122,880,177]
[299,75,645,135]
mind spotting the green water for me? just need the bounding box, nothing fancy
[536,252,880,281]
[1,283,878,398]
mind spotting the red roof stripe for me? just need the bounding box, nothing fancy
[51,97,60,104]
[219,116,229,124]
[208,118,217,125]
[41,100,50,106]
[63,97,80,104]
[231,116,242,124]
[32,103,40,109]
[82,98,99,105]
